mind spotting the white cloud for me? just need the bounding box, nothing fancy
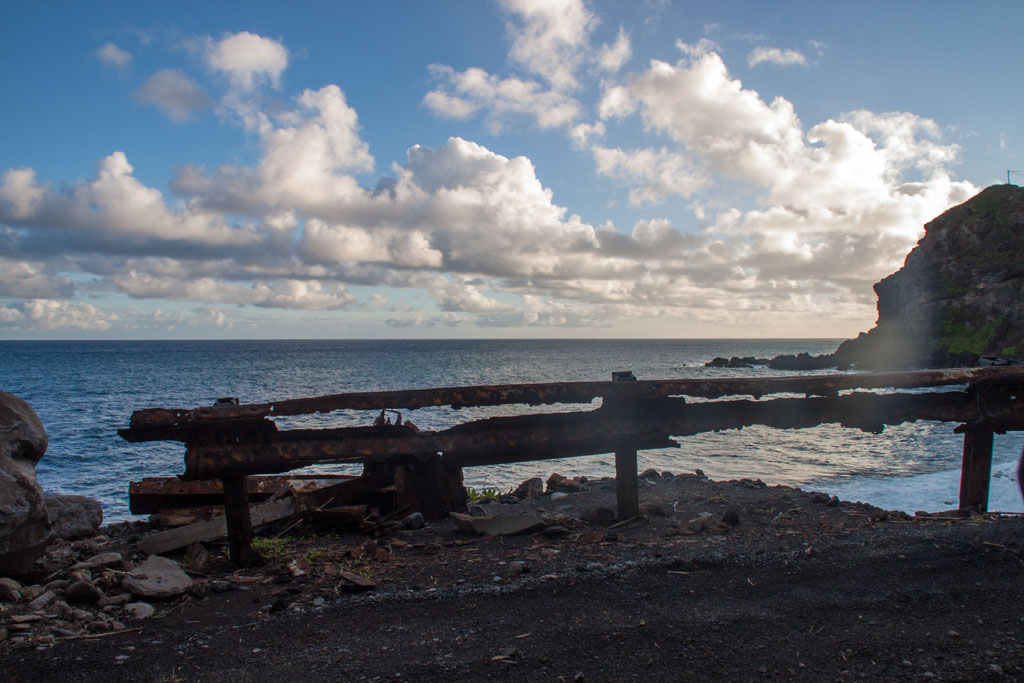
[204,31,288,90]
[500,0,596,90]
[134,69,212,122]
[597,26,632,73]
[747,46,808,68]
[1,19,983,338]
[591,145,707,203]
[0,152,261,250]
[424,66,582,132]
[23,300,116,331]
[95,42,131,71]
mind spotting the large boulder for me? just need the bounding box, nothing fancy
[45,495,103,540]
[0,393,53,575]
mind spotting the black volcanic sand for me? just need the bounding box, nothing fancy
[5,473,1024,682]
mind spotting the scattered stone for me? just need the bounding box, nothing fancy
[694,469,707,479]
[123,602,155,620]
[98,593,132,607]
[503,561,527,578]
[122,556,194,599]
[811,492,831,504]
[22,584,44,600]
[0,392,54,575]
[550,491,569,502]
[401,512,425,530]
[827,496,840,508]
[639,468,661,480]
[65,579,104,605]
[28,589,56,611]
[467,504,488,517]
[512,477,544,499]
[70,552,124,571]
[543,526,571,538]
[11,613,43,623]
[45,495,103,540]
[869,509,889,522]
[0,576,22,601]
[44,579,69,593]
[660,471,676,480]
[546,473,582,494]
[687,517,708,533]
[722,510,741,527]
[584,562,603,572]
[86,619,111,633]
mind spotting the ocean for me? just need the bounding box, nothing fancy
[1,339,1021,522]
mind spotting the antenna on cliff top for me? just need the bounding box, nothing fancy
[1008,170,1024,185]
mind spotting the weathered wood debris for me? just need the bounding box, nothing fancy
[120,366,1024,564]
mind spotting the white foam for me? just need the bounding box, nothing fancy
[821,458,1024,514]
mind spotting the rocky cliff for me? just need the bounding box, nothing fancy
[833,184,1024,369]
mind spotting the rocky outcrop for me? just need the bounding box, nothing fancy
[834,185,1024,369]
[0,393,53,575]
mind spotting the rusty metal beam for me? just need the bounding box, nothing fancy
[120,366,1024,443]
[178,389,1024,480]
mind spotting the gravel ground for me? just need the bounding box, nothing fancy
[4,472,1023,682]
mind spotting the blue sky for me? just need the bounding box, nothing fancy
[1,0,1020,339]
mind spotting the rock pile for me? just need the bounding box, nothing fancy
[0,531,194,647]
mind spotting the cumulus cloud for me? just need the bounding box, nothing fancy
[747,46,808,68]
[596,26,632,73]
[424,65,582,133]
[204,31,288,90]
[500,0,596,90]
[0,152,261,252]
[134,69,212,122]
[95,42,131,71]
[1,22,981,338]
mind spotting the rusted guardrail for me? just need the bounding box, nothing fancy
[120,366,1024,563]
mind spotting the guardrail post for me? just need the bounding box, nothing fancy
[958,428,994,513]
[610,371,640,521]
[222,475,254,564]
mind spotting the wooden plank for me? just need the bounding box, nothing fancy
[614,447,639,521]
[129,474,356,514]
[222,476,254,565]
[959,429,994,512]
[178,389,1024,479]
[121,366,1024,441]
[136,497,295,555]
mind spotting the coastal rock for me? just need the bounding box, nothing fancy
[546,473,582,494]
[45,495,103,540]
[0,393,54,575]
[122,556,193,599]
[834,185,1024,368]
[512,477,544,499]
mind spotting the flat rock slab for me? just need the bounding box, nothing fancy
[122,556,193,599]
[450,512,545,536]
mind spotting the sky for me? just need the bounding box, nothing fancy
[1,1,1021,340]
